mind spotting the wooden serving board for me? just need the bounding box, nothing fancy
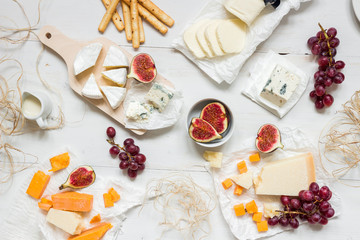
[38,25,174,135]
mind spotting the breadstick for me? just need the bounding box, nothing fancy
[99,0,120,33]
[122,0,167,34]
[101,0,125,31]
[138,0,174,27]
[139,17,145,43]
[130,0,140,49]
[121,1,132,41]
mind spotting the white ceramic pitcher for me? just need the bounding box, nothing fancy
[22,90,52,129]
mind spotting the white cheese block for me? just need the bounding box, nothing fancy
[183,19,207,59]
[145,83,174,112]
[263,202,281,218]
[224,0,265,26]
[230,171,253,189]
[126,101,150,121]
[46,208,84,235]
[260,64,300,107]
[216,19,247,54]
[103,45,129,69]
[196,20,215,58]
[204,20,225,57]
[102,68,127,87]
[254,153,316,196]
[81,73,103,99]
[203,151,222,168]
[100,86,126,110]
[73,42,102,75]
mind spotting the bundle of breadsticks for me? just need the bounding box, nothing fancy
[98,0,174,49]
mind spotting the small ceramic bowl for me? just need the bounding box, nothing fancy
[186,98,234,148]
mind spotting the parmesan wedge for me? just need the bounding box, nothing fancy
[81,73,103,99]
[230,171,253,189]
[103,45,128,69]
[100,86,126,109]
[74,43,103,75]
[102,68,127,87]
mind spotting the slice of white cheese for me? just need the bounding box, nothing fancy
[102,68,127,87]
[223,0,265,26]
[81,73,103,99]
[203,151,222,168]
[100,86,126,110]
[230,171,253,189]
[254,153,316,196]
[216,19,247,54]
[103,45,129,69]
[260,64,300,107]
[46,208,85,235]
[73,42,103,75]
[196,20,215,58]
[263,202,282,218]
[183,19,207,59]
[145,82,174,112]
[126,101,150,121]
[204,20,225,57]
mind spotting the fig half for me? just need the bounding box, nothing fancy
[127,53,157,83]
[255,124,284,153]
[59,165,96,190]
[189,118,222,143]
[200,102,228,134]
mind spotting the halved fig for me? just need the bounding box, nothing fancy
[189,118,222,143]
[255,124,284,153]
[59,165,96,190]
[200,102,228,134]
[127,53,157,83]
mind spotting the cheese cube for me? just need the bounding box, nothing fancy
[249,152,261,162]
[237,160,247,174]
[234,203,246,216]
[46,208,84,235]
[203,151,222,168]
[245,200,258,214]
[233,185,243,196]
[252,212,262,223]
[222,178,233,190]
[103,193,114,208]
[230,171,253,189]
[90,214,101,224]
[26,170,50,199]
[108,187,120,202]
[145,83,174,112]
[260,65,300,107]
[256,220,268,232]
[224,0,265,26]
[126,101,150,121]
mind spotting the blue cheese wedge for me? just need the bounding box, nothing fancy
[145,83,174,112]
[100,86,126,110]
[81,73,103,99]
[126,101,150,121]
[74,42,102,75]
[260,65,300,107]
[103,45,128,69]
[102,68,127,87]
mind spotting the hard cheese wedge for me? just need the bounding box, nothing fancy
[26,170,51,199]
[100,86,126,110]
[216,19,247,54]
[195,19,215,58]
[183,19,207,59]
[49,152,70,172]
[81,73,103,99]
[52,192,93,212]
[102,68,127,87]
[103,45,128,69]
[223,0,265,26]
[254,153,316,196]
[230,171,253,189]
[73,43,103,75]
[68,222,113,240]
[46,208,84,235]
[204,20,225,57]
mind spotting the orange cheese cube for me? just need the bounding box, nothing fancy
[252,212,262,222]
[38,202,52,211]
[68,222,113,240]
[40,197,53,205]
[249,153,261,162]
[26,170,51,199]
[90,214,101,224]
[222,178,233,190]
[234,203,246,216]
[49,152,70,172]
[52,192,93,212]
[108,188,120,202]
[237,160,248,174]
[103,193,114,208]
[245,200,258,214]
[257,220,268,232]
[233,185,243,196]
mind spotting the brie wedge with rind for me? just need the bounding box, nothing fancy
[81,73,103,99]
[74,42,103,75]
[103,45,129,69]
[100,86,126,110]
[230,171,253,189]
[102,68,127,87]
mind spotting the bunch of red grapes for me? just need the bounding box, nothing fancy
[267,182,335,229]
[307,23,345,109]
[106,127,146,178]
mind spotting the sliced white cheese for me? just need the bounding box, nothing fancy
[223,0,265,26]
[204,20,225,57]
[203,151,222,168]
[230,171,253,189]
[102,68,127,87]
[100,86,126,110]
[254,153,316,196]
[183,19,207,59]
[126,101,150,121]
[46,208,84,235]
[103,45,129,69]
[196,20,215,58]
[73,42,102,75]
[81,73,103,99]
[216,19,247,54]
[145,82,174,112]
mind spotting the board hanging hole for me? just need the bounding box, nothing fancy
[46,32,52,39]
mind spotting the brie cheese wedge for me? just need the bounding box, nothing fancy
[73,42,102,75]
[102,68,127,87]
[103,45,129,69]
[183,19,207,59]
[81,73,103,99]
[100,86,126,110]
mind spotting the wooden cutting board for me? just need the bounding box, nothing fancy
[38,25,174,135]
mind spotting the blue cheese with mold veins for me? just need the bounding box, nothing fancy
[145,83,174,112]
[260,65,300,107]
[126,101,151,121]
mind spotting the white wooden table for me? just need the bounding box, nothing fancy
[1,0,360,239]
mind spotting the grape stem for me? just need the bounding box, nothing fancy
[106,138,132,161]
[275,210,307,216]
[318,22,333,65]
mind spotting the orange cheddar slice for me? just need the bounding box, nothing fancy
[49,152,70,172]
[108,188,120,202]
[68,222,113,240]
[237,160,247,174]
[52,192,93,212]
[40,197,53,205]
[245,200,258,214]
[234,203,246,216]
[222,178,233,190]
[38,202,52,211]
[90,214,101,224]
[252,212,262,222]
[26,170,51,199]
[257,220,268,232]
[249,152,260,162]
[103,193,114,208]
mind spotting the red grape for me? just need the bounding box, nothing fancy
[126,144,137,155]
[334,60,345,69]
[327,27,337,38]
[119,152,129,161]
[290,199,301,210]
[309,182,320,194]
[309,90,317,98]
[316,31,325,40]
[289,218,299,229]
[319,186,330,200]
[326,67,336,78]
[311,43,321,55]
[303,202,314,213]
[268,216,279,226]
[138,163,145,170]
[129,161,139,170]
[135,154,146,164]
[319,216,328,225]
[329,38,340,48]
[320,41,329,51]
[279,217,289,227]
[333,72,344,84]
[109,146,120,156]
[106,127,116,138]
[123,138,134,147]
[119,160,129,169]
[302,190,315,201]
[323,94,334,107]
[127,169,137,178]
[318,56,330,67]
[315,99,325,109]
[280,195,291,206]
[324,77,333,87]
[319,201,331,212]
[323,208,335,218]
[310,212,321,223]
[315,85,326,97]
[307,36,318,47]
[325,190,332,201]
